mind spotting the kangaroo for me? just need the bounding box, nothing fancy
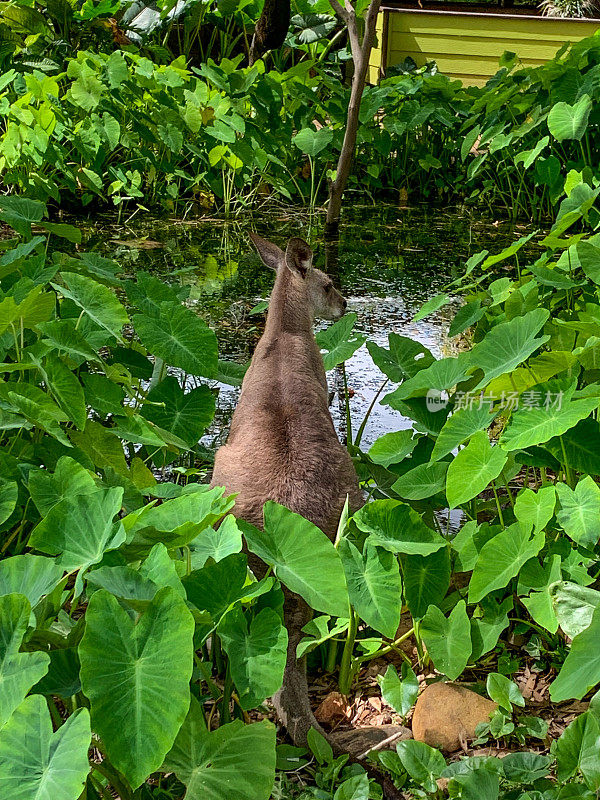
[211,233,363,746]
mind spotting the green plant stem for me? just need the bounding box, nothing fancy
[338,609,358,695]
[354,378,388,448]
[325,638,338,673]
[559,436,574,488]
[341,362,353,448]
[92,758,132,800]
[221,665,233,724]
[492,482,505,528]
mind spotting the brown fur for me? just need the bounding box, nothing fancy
[211,233,363,745]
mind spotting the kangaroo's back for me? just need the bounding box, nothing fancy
[211,234,362,538]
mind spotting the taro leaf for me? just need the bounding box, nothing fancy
[0,196,45,238]
[377,663,418,717]
[297,615,349,659]
[431,404,497,462]
[85,566,159,607]
[520,554,561,634]
[189,515,243,569]
[0,479,17,525]
[333,774,370,800]
[486,673,524,712]
[471,596,513,660]
[183,553,248,623]
[366,334,434,383]
[544,418,600,476]
[368,429,416,467]
[353,500,445,556]
[413,293,451,323]
[140,542,185,596]
[36,319,100,362]
[554,711,600,789]
[403,547,451,620]
[449,300,485,337]
[514,485,556,534]
[292,127,333,158]
[383,354,471,404]
[339,539,401,639]
[141,376,215,448]
[547,94,592,142]
[162,696,276,800]
[468,308,550,390]
[0,594,50,728]
[82,374,125,416]
[28,456,97,516]
[315,313,366,371]
[452,521,501,573]
[29,487,125,594]
[552,604,600,703]
[502,751,551,783]
[218,606,287,709]
[396,740,446,794]
[79,587,194,789]
[216,359,248,386]
[449,768,499,799]
[468,523,544,604]
[54,272,128,337]
[122,487,234,558]
[134,301,218,379]
[239,502,348,617]
[0,695,90,800]
[33,647,81,698]
[43,354,86,429]
[420,599,471,680]
[446,431,508,509]
[392,461,448,501]
[556,476,600,549]
[70,419,129,476]
[109,415,174,449]
[500,397,600,451]
[550,581,600,639]
[577,240,600,285]
[0,555,64,609]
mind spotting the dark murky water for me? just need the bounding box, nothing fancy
[80,205,534,450]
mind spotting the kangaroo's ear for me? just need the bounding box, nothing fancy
[285,237,313,279]
[249,232,284,271]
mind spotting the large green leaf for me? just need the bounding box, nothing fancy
[392,462,448,501]
[368,429,417,467]
[556,476,600,549]
[377,663,418,717]
[431,404,497,462]
[54,272,128,337]
[0,479,17,525]
[28,456,97,516]
[0,555,64,609]
[383,354,471,404]
[396,740,446,794]
[469,523,544,604]
[367,334,434,383]
[0,695,90,800]
[141,376,215,447]
[292,126,333,158]
[239,502,348,617]
[403,547,451,620]
[551,604,600,703]
[218,607,287,709]
[162,697,276,800]
[339,539,401,639]
[420,599,472,680]
[545,418,600,475]
[469,309,550,390]
[79,587,194,789]
[352,500,446,556]
[183,553,249,624]
[500,397,599,451]
[189,515,243,569]
[554,711,600,789]
[0,594,49,728]
[315,313,366,371]
[43,354,86,429]
[29,487,125,593]
[134,301,218,379]
[550,581,600,639]
[514,485,556,533]
[547,95,592,142]
[446,431,508,509]
[0,196,45,238]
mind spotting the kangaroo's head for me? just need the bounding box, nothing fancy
[250,233,347,320]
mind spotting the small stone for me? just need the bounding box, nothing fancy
[329,724,412,756]
[411,682,497,752]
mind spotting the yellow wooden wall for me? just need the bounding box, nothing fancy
[369,8,600,86]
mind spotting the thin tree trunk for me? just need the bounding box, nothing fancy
[326,0,382,228]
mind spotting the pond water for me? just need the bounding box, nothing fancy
[82,204,532,451]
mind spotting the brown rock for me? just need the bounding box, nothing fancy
[314,692,348,726]
[411,682,497,752]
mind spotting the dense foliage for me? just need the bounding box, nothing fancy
[1,157,600,798]
[3,16,600,216]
